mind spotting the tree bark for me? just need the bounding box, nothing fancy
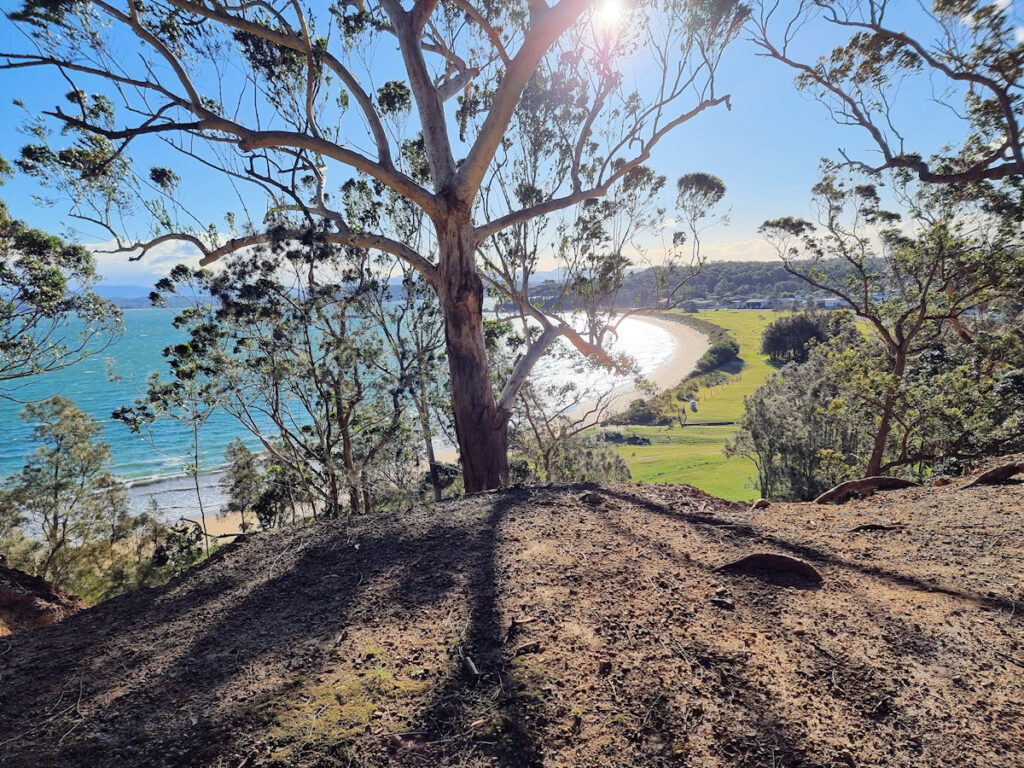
[414,389,443,501]
[437,211,508,492]
[866,349,907,477]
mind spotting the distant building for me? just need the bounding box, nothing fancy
[773,296,803,308]
[812,297,847,309]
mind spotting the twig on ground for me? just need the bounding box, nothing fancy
[995,651,1024,669]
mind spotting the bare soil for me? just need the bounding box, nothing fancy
[0,563,85,637]
[1,477,1021,767]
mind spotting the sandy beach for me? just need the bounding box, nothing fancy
[139,313,709,536]
[598,312,710,416]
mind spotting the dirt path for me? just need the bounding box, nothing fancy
[1,479,1021,767]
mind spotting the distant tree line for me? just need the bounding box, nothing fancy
[529,259,861,310]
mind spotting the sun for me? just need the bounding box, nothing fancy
[596,0,625,28]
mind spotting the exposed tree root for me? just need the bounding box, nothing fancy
[814,477,918,504]
[964,462,1024,488]
[717,552,824,585]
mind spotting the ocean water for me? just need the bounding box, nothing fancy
[0,309,675,513]
[0,308,264,483]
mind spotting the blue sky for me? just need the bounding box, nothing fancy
[1,2,1018,285]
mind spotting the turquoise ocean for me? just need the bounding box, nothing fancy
[0,308,262,482]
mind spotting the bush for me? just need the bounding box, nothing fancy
[600,431,652,446]
[695,339,740,372]
[608,398,671,426]
[510,434,632,484]
[759,312,854,364]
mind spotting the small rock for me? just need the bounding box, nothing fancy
[933,476,952,487]
[513,641,543,657]
[598,660,613,676]
[710,597,735,610]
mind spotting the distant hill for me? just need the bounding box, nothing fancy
[94,284,197,309]
[93,284,152,299]
[528,259,858,309]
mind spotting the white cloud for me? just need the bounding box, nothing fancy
[86,238,213,286]
[699,236,778,262]
[1015,26,1024,43]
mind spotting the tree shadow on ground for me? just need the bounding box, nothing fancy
[718,357,746,376]
[0,488,548,767]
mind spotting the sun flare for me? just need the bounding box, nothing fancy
[596,0,625,28]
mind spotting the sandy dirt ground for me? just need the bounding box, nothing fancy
[2,474,1021,767]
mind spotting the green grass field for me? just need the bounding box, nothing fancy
[609,310,785,501]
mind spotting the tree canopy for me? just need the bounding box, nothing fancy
[0,165,122,396]
[749,1,1023,215]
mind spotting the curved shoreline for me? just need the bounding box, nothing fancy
[600,312,710,417]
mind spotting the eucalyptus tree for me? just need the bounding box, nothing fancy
[0,397,128,592]
[114,324,224,555]
[760,164,1021,476]
[748,1,1023,214]
[2,0,749,491]
[731,310,1024,495]
[145,233,422,518]
[221,438,262,532]
[726,349,862,500]
[365,264,453,502]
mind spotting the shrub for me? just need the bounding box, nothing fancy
[610,399,670,426]
[695,339,740,372]
[760,312,854,364]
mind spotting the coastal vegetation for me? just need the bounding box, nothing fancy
[2,0,747,493]
[0,0,1018,574]
[0,397,191,603]
[0,167,122,395]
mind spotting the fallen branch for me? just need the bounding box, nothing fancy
[964,461,1024,488]
[814,477,918,504]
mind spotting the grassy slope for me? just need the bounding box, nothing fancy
[611,310,784,501]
